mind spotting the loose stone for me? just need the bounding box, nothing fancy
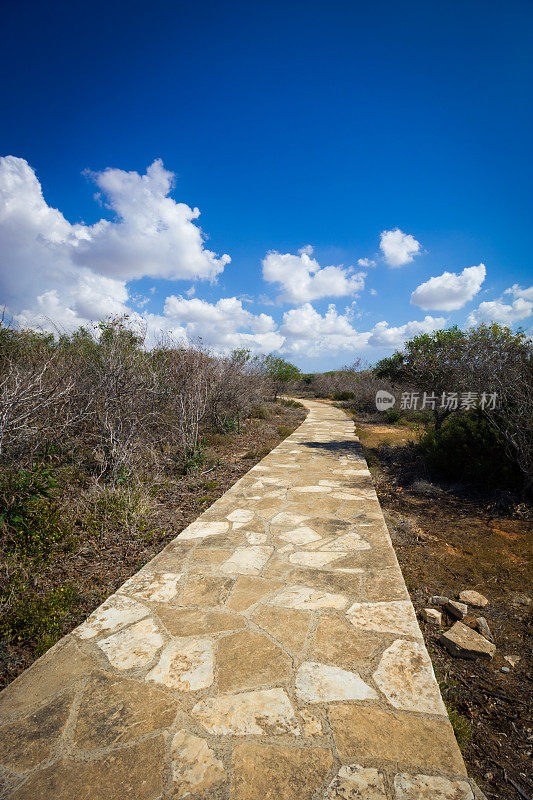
[444,600,468,620]
[430,595,450,606]
[440,622,496,660]
[475,617,494,642]
[458,590,488,607]
[421,608,442,626]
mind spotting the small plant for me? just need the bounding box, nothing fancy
[386,409,401,424]
[250,404,270,419]
[0,581,77,656]
[277,425,292,438]
[333,391,355,401]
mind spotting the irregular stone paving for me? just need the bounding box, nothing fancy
[0,400,476,799]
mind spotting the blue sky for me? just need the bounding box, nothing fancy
[1,0,532,370]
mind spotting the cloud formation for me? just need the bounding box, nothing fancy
[279,303,445,356]
[410,263,486,311]
[0,156,230,328]
[262,246,366,303]
[380,228,421,267]
[467,295,533,326]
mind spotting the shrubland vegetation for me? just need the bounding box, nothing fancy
[0,317,305,685]
[294,323,533,498]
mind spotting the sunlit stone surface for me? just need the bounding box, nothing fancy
[325,764,388,799]
[146,637,214,690]
[266,584,348,610]
[75,595,148,639]
[346,600,422,637]
[373,639,446,715]
[170,730,225,797]
[192,688,300,736]
[295,661,378,703]
[179,520,229,540]
[219,545,273,575]
[118,571,182,602]
[97,617,164,670]
[394,773,474,799]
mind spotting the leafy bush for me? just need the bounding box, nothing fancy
[333,391,355,401]
[418,412,522,491]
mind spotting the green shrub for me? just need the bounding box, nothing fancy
[418,411,522,491]
[279,398,303,408]
[333,391,355,401]
[0,581,77,656]
[0,465,68,556]
[249,404,270,419]
[277,425,292,438]
[386,409,401,423]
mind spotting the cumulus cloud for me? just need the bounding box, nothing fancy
[504,283,533,301]
[262,246,366,304]
[357,257,376,268]
[0,156,230,329]
[467,296,533,326]
[278,302,445,356]
[380,228,421,267]
[162,296,283,353]
[410,263,486,311]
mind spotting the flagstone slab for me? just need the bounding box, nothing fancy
[74,595,149,640]
[156,606,245,636]
[10,737,165,800]
[177,575,234,607]
[0,693,72,772]
[230,742,333,800]
[117,571,182,602]
[216,630,292,691]
[219,545,273,575]
[225,575,282,611]
[325,764,388,800]
[73,671,176,749]
[394,773,474,799]
[346,600,422,638]
[97,617,164,670]
[373,638,446,715]
[249,605,310,653]
[265,584,348,610]
[295,661,378,703]
[328,705,466,773]
[170,730,226,797]
[146,637,215,690]
[192,688,299,736]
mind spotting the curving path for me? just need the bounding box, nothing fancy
[0,400,475,799]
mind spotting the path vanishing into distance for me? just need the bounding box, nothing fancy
[0,400,477,799]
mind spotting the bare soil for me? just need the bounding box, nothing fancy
[0,400,306,691]
[352,412,532,800]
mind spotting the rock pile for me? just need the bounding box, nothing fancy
[420,590,498,660]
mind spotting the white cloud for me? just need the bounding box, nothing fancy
[367,315,446,347]
[467,297,533,326]
[279,302,445,356]
[504,283,533,301]
[262,246,366,303]
[357,257,376,268]
[370,288,378,296]
[380,228,421,267]
[162,296,283,353]
[0,156,230,329]
[410,263,486,311]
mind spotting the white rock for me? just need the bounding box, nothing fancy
[373,639,446,715]
[170,730,225,797]
[346,601,422,638]
[219,546,273,576]
[325,765,387,799]
[295,661,378,703]
[394,773,474,799]
[459,590,488,608]
[226,508,255,523]
[192,688,299,736]
[266,585,348,611]
[97,617,164,670]
[147,637,214,690]
[118,572,182,603]
[421,608,442,626]
[75,595,148,639]
[179,520,229,540]
[279,526,322,545]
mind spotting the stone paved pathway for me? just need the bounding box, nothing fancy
[0,400,476,799]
